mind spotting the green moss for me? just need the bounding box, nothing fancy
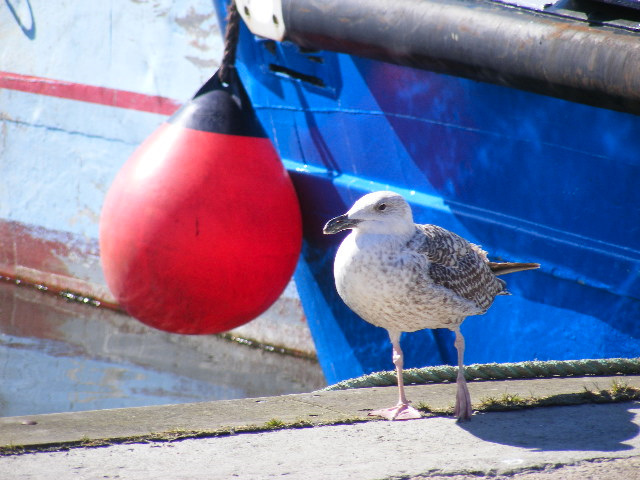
[0,443,25,455]
[609,379,639,400]
[264,418,286,429]
[474,381,640,414]
[414,380,640,417]
[479,392,530,411]
[415,402,432,413]
[0,417,367,457]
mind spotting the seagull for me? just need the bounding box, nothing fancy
[323,191,539,421]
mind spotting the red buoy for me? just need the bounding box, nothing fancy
[99,70,302,334]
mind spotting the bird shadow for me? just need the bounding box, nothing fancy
[458,401,639,452]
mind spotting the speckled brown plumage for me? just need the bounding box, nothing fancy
[411,224,507,313]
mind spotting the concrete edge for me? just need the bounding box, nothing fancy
[1,375,639,455]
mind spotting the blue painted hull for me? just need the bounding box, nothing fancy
[217,7,640,384]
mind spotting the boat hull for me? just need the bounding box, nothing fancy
[228,14,640,383]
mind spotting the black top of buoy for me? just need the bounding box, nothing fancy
[169,68,266,138]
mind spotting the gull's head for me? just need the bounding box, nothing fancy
[323,191,414,236]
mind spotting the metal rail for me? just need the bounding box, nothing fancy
[276,0,640,114]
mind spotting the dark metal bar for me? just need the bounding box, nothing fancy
[281,0,640,114]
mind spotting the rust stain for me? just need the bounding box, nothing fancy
[0,219,118,307]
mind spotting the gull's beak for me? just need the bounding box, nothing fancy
[323,214,361,234]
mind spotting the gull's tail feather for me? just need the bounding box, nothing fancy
[488,262,540,276]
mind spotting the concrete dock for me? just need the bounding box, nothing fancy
[2,375,640,479]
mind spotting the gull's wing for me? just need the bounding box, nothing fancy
[411,224,506,311]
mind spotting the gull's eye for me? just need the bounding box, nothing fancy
[377,203,387,211]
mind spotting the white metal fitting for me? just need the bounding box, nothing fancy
[235,0,285,41]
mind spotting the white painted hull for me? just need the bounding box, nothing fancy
[0,0,314,355]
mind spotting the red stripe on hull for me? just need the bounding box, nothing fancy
[0,71,181,115]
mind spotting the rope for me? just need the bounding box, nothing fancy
[218,1,241,85]
[323,357,640,391]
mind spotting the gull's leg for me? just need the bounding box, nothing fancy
[369,330,422,421]
[391,331,411,407]
[453,326,472,421]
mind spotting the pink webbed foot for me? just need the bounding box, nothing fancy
[369,403,422,421]
[454,378,473,421]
